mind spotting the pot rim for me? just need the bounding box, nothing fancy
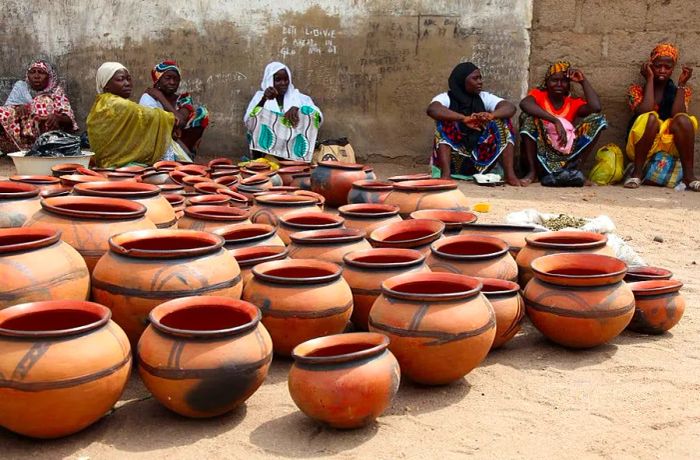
[291,332,389,365]
[109,229,224,259]
[392,178,457,192]
[194,181,228,193]
[214,223,277,244]
[279,211,345,230]
[530,253,627,286]
[430,235,509,261]
[0,227,61,254]
[628,279,683,296]
[343,247,426,269]
[157,183,185,192]
[0,180,40,199]
[410,209,478,229]
[338,203,400,218]
[186,194,231,206]
[229,245,289,267]
[350,179,394,191]
[240,174,271,186]
[208,158,235,167]
[220,189,250,204]
[387,173,432,182]
[369,219,445,246]
[317,160,364,170]
[154,160,182,171]
[59,174,110,186]
[381,272,482,301]
[462,222,544,233]
[163,193,186,206]
[183,205,250,221]
[525,230,608,249]
[213,175,240,186]
[625,265,673,280]
[40,186,72,198]
[73,181,160,199]
[0,300,111,338]
[10,175,61,185]
[254,193,318,207]
[252,258,342,284]
[289,228,366,245]
[475,277,520,296]
[40,196,147,220]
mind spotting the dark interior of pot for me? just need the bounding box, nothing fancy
[223,228,269,239]
[354,254,417,264]
[0,309,101,331]
[0,233,47,247]
[196,209,241,217]
[383,230,432,242]
[56,201,136,213]
[547,268,610,276]
[233,247,283,261]
[286,215,338,225]
[306,342,378,358]
[121,235,215,251]
[538,235,601,245]
[265,266,334,279]
[392,280,469,294]
[160,305,252,331]
[439,241,502,256]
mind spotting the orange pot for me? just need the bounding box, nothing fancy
[368,272,495,385]
[461,223,545,257]
[194,181,229,195]
[278,159,309,167]
[278,211,345,245]
[0,181,42,228]
[139,169,171,185]
[289,332,400,428]
[249,193,322,226]
[220,189,251,208]
[387,173,432,182]
[10,174,61,191]
[478,278,524,349]
[426,235,518,282]
[59,174,110,187]
[157,183,185,195]
[410,209,478,235]
[229,245,289,286]
[213,175,240,187]
[51,163,86,177]
[0,300,130,438]
[523,253,634,348]
[237,174,273,198]
[105,171,138,182]
[214,223,285,251]
[627,279,685,334]
[178,205,251,232]
[186,193,231,207]
[175,164,209,177]
[163,193,185,220]
[208,157,234,168]
[624,266,673,283]
[153,160,182,171]
[343,248,430,330]
[288,228,371,265]
[369,218,445,256]
[91,229,243,347]
[347,180,394,205]
[310,161,369,207]
[242,259,353,356]
[383,179,469,217]
[338,203,402,237]
[138,296,273,418]
[210,164,240,175]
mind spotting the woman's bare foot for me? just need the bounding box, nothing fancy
[519,173,535,187]
[505,174,521,186]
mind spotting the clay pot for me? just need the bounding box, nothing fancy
[210,164,240,175]
[363,167,377,180]
[105,171,138,182]
[208,157,235,168]
[289,171,311,190]
[154,160,182,171]
[310,161,369,207]
[278,166,311,186]
[343,248,430,330]
[338,203,402,237]
[186,193,231,207]
[289,332,400,428]
[278,159,309,167]
[387,173,432,182]
[73,181,177,229]
[383,179,469,217]
[116,165,147,174]
[25,196,156,273]
[92,229,243,346]
[158,183,185,195]
[0,181,42,228]
[220,189,251,208]
[238,175,273,198]
[426,235,518,283]
[369,218,445,256]
[249,193,322,226]
[213,175,240,187]
[523,253,634,348]
[461,223,544,256]
[368,272,495,385]
[181,175,212,191]
[347,180,394,205]
[625,266,673,283]
[229,245,289,286]
[242,259,353,356]
[288,228,371,265]
[268,185,301,193]
[411,209,478,235]
[242,162,272,174]
[178,205,251,232]
[40,186,72,198]
[51,163,84,177]
[138,296,273,418]
[516,231,615,287]
[278,211,345,245]
[0,300,131,438]
[10,175,61,191]
[194,181,229,195]
[59,174,109,187]
[478,278,524,349]
[294,189,326,209]
[163,193,185,220]
[214,223,285,251]
[627,279,685,334]
[139,169,171,185]
[175,164,209,177]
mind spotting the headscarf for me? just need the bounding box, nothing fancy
[26,60,59,96]
[540,61,571,89]
[650,43,679,63]
[96,62,128,94]
[447,62,485,116]
[152,60,181,85]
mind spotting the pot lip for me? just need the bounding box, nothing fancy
[10,174,61,185]
[317,160,365,170]
[0,180,40,199]
[187,194,231,205]
[141,169,170,179]
[254,193,317,207]
[392,178,458,191]
[73,181,160,199]
[41,196,147,220]
[369,219,445,245]
[343,247,426,269]
[410,209,478,227]
[240,174,271,186]
[40,186,72,198]
[279,212,344,230]
[213,175,240,185]
[381,272,482,301]
[0,300,111,338]
[628,279,683,295]
[387,173,432,182]
[59,174,109,185]
[214,223,277,244]
[194,181,228,193]
[220,189,250,203]
[0,227,61,254]
[109,229,224,259]
[289,228,366,245]
[475,277,520,296]
[183,205,250,221]
[148,296,261,338]
[291,332,389,365]
[430,235,509,260]
[162,193,186,205]
[208,158,235,167]
[252,258,342,284]
[338,203,400,218]
[462,222,544,232]
[154,160,182,171]
[158,183,185,192]
[351,179,394,191]
[625,265,673,280]
[530,253,628,284]
[525,230,608,249]
[277,166,311,174]
[229,245,289,267]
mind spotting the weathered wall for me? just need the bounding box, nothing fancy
[0,0,532,163]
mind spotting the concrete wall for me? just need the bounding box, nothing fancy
[0,0,532,163]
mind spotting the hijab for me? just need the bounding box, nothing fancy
[4,60,60,105]
[96,62,128,94]
[447,62,485,116]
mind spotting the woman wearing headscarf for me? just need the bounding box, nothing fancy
[0,60,77,153]
[625,43,698,191]
[244,62,322,162]
[86,62,191,168]
[139,60,209,155]
[519,61,606,186]
[427,62,519,185]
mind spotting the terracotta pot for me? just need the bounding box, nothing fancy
[368,272,495,385]
[289,171,311,190]
[278,159,309,167]
[410,209,478,234]
[40,186,72,198]
[0,181,42,228]
[208,157,235,168]
[139,169,171,185]
[157,183,185,195]
[213,175,240,187]
[278,166,311,186]
[363,166,377,180]
[175,164,209,177]
[268,185,301,193]
[105,171,138,182]
[220,189,251,208]
[523,253,634,348]
[338,203,402,237]
[624,266,673,283]
[387,173,432,182]
[249,193,322,226]
[383,179,469,217]
[210,164,240,175]
[181,175,212,191]
[294,189,326,209]
[343,248,430,330]
[163,193,185,219]
[59,174,109,187]
[76,166,107,177]
[369,218,445,256]
[214,223,285,251]
[178,205,251,232]
[289,332,400,428]
[516,231,615,287]
[186,193,231,207]
[92,229,243,346]
[116,165,147,174]
[242,259,353,356]
[627,279,685,334]
[288,228,371,265]
[0,300,130,438]
[426,235,518,282]
[51,163,84,177]
[194,181,229,195]
[238,174,273,198]
[154,160,182,171]
[138,296,273,418]
[278,211,345,245]
[25,196,156,273]
[461,223,544,256]
[347,180,394,205]
[478,278,524,349]
[310,161,369,207]
[243,162,272,174]
[229,245,289,286]
[168,170,189,185]
[10,175,61,191]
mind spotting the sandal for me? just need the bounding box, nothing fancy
[624,177,642,189]
[687,180,700,192]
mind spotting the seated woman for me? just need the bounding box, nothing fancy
[625,43,698,191]
[519,62,607,186]
[0,60,77,154]
[87,62,191,168]
[244,62,322,162]
[139,60,209,155]
[426,62,520,186]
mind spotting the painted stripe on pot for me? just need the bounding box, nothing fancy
[526,298,635,318]
[91,275,242,298]
[258,298,353,319]
[139,354,272,380]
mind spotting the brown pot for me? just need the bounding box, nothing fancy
[478,278,524,349]
[249,193,322,226]
[523,253,634,348]
[194,181,229,195]
[368,272,495,385]
[229,245,289,287]
[426,235,518,282]
[138,296,273,418]
[383,179,469,217]
[310,161,369,207]
[0,300,130,438]
[163,193,185,220]
[624,266,673,283]
[288,228,371,265]
[387,173,432,182]
[178,205,251,232]
[343,248,430,330]
[278,211,345,245]
[411,209,478,235]
[369,218,445,256]
[214,223,285,251]
[186,193,231,207]
[289,332,400,428]
[25,196,156,273]
[278,166,311,186]
[157,183,185,195]
[289,171,311,190]
[153,160,182,171]
[338,203,402,237]
[461,223,545,257]
[51,163,85,177]
[220,189,251,208]
[59,174,109,187]
[208,157,235,168]
[627,279,685,334]
[139,169,171,185]
[0,181,42,228]
[242,259,353,356]
[213,175,240,187]
[91,229,243,347]
[10,175,61,191]
[347,180,394,205]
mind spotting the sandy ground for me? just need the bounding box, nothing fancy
[1,156,699,459]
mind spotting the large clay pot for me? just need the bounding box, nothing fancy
[242,259,353,356]
[516,231,615,287]
[278,211,345,245]
[289,171,311,190]
[25,196,156,273]
[368,272,495,385]
[194,181,229,195]
[92,229,243,347]
[426,235,518,283]
[523,253,634,349]
[288,228,371,265]
[624,266,673,283]
[627,279,685,334]
[0,300,130,438]
[310,161,368,207]
[249,193,322,226]
[478,278,524,349]
[278,166,311,186]
[347,180,394,205]
[411,209,477,235]
[461,223,544,256]
[178,205,251,231]
[338,203,403,237]
[383,179,469,217]
[214,223,285,251]
[289,332,400,429]
[138,296,273,418]
[343,248,430,330]
[229,245,289,287]
[10,175,61,191]
[369,218,445,256]
[0,181,42,228]
[0,228,90,309]
[237,174,273,198]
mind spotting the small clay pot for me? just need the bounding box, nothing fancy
[426,235,518,282]
[369,218,445,256]
[40,186,72,198]
[181,175,213,191]
[220,189,251,208]
[229,245,289,286]
[139,169,171,185]
[138,296,273,418]
[175,164,209,177]
[278,160,309,167]
[289,332,400,429]
[288,228,371,265]
[311,161,369,207]
[210,164,240,175]
[154,160,182,171]
[242,259,353,356]
[186,193,231,207]
[51,163,84,178]
[249,193,322,226]
[626,279,685,334]
[194,181,229,195]
[411,209,478,234]
[178,205,251,232]
[208,157,235,168]
[214,223,285,251]
[347,180,394,205]
[213,175,240,187]
[278,211,345,245]
[478,278,524,349]
[59,174,109,187]
[461,223,544,256]
[278,166,311,186]
[116,165,147,174]
[383,179,469,217]
[624,266,673,283]
[163,193,185,219]
[0,181,41,228]
[387,173,432,182]
[10,175,61,191]
[105,171,138,182]
[338,203,403,237]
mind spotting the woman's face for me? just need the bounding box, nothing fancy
[546,71,570,96]
[464,69,483,94]
[157,70,181,95]
[273,69,290,96]
[27,67,49,91]
[652,56,675,81]
[105,69,133,98]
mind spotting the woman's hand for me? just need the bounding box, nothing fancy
[145,87,164,99]
[679,65,693,86]
[285,106,300,127]
[43,114,61,131]
[568,68,586,83]
[14,104,29,118]
[640,62,654,80]
[264,86,278,100]
[554,119,568,147]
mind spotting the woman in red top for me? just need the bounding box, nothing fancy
[519,61,607,185]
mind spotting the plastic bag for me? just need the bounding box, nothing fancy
[541,169,585,187]
[589,143,624,185]
[26,131,82,157]
[643,151,683,188]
